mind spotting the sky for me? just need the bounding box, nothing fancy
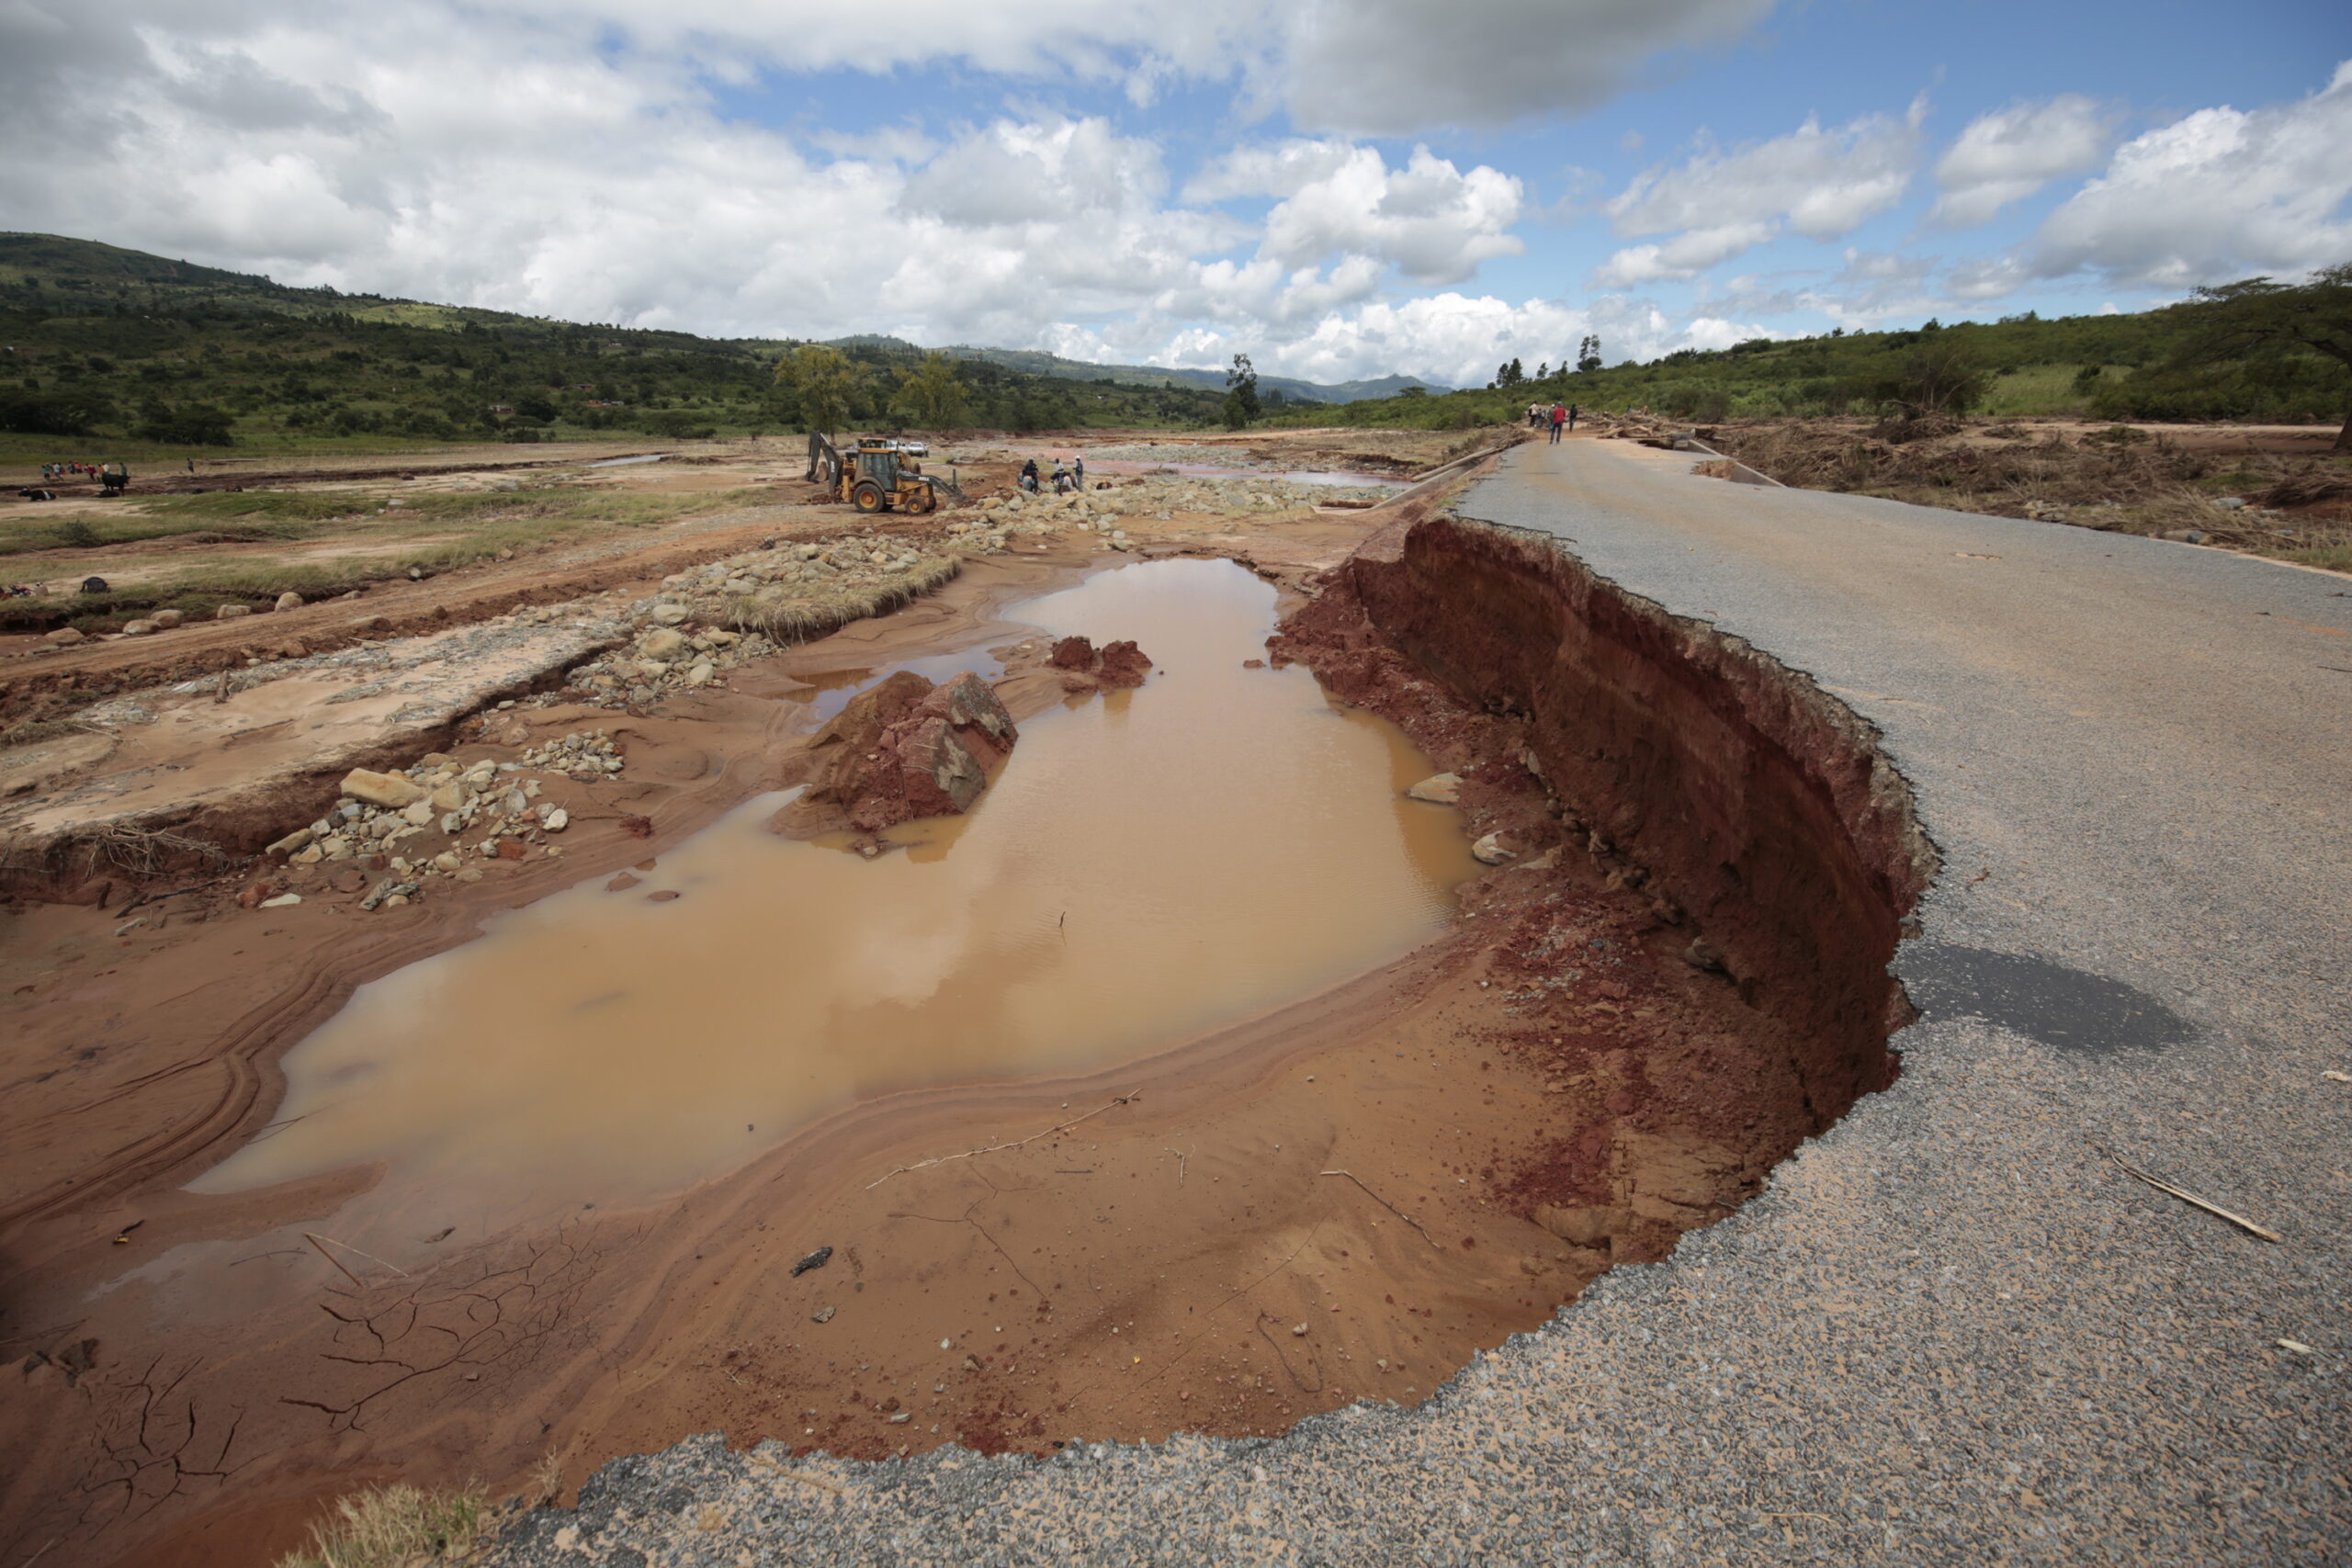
[1,0,2346,389]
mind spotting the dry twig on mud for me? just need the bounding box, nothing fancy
[74,824,232,878]
[862,1091,1143,1190]
[2098,1145,2282,1242]
[1320,1169,1441,1247]
[303,1232,412,1287]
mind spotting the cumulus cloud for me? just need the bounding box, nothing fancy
[1929,95,2116,228]
[1595,103,1924,280]
[2029,61,2352,288]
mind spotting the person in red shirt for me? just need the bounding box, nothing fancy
[1548,402,1566,443]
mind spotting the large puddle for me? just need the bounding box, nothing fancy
[196,559,1478,1213]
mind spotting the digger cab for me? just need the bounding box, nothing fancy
[847,438,937,514]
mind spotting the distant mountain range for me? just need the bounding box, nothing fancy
[823,336,1444,405]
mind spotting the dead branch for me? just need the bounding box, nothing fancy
[303,1232,411,1286]
[1319,1169,1440,1247]
[2098,1146,2282,1242]
[863,1091,1142,1190]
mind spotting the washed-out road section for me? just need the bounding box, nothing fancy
[482,435,2350,1564]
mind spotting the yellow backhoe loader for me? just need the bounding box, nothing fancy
[806,433,940,514]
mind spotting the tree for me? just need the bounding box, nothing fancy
[1577,334,1603,374]
[896,353,968,429]
[776,344,859,435]
[2182,265,2352,449]
[1223,353,1260,430]
[1855,339,1988,421]
[1534,362,1549,380]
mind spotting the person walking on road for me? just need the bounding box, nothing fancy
[1548,402,1566,444]
[1567,403,1578,432]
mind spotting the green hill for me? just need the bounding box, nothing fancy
[0,233,1229,457]
[1269,300,2349,434]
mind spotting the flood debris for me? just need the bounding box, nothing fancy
[1046,635,1153,693]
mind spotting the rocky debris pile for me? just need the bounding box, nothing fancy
[1047,635,1153,692]
[257,738,616,906]
[627,533,967,652]
[1071,441,1267,468]
[784,670,1019,836]
[565,624,778,707]
[983,473,1389,535]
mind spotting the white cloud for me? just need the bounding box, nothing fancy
[1930,95,2116,228]
[2029,61,2352,288]
[1595,103,1924,281]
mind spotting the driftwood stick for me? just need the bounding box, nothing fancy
[1319,1169,1440,1247]
[303,1231,412,1284]
[865,1091,1142,1190]
[2099,1147,2282,1242]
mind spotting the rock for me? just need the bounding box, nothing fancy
[331,867,368,894]
[215,604,252,620]
[257,894,303,908]
[236,881,272,909]
[431,851,462,873]
[640,627,687,660]
[150,608,185,629]
[1241,658,1265,670]
[41,626,84,646]
[1682,937,1727,972]
[429,781,470,812]
[647,888,680,902]
[1471,832,1515,865]
[1532,1204,1615,1250]
[1048,636,1098,671]
[1406,773,1463,805]
[650,604,691,626]
[121,620,156,637]
[802,670,1021,833]
[292,844,324,864]
[493,839,526,861]
[266,827,316,857]
[540,807,569,832]
[273,592,303,613]
[340,768,425,809]
[812,1305,836,1324]
[401,800,435,827]
[1095,640,1151,689]
[791,1246,832,1277]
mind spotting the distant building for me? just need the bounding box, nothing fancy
[487,403,514,414]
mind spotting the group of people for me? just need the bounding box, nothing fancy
[1018,455,1086,494]
[1525,402,1579,442]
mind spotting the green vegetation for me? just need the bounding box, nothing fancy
[0,232,1227,456]
[1268,286,2352,438]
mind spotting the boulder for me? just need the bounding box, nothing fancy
[1048,635,1097,670]
[804,671,1020,833]
[42,626,84,646]
[1471,832,1515,865]
[640,627,688,660]
[1406,773,1462,805]
[215,604,252,620]
[150,608,185,629]
[339,768,426,810]
[1095,639,1151,689]
[273,592,303,612]
[121,620,157,637]
[650,603,691,626]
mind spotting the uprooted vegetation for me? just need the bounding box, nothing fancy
[1709,420,2352,572]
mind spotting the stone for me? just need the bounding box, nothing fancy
[540,807,569,832]
[1406,773,1463,805]
[292,844,324,864]
[1048,636,1098,670]
[215,604,252,620]
[1471,832,1515,865]
[273,592,303,612]
[121,620,157,637]
[257,893,303,908]
[812,1305,836,1324]
[41,626,84,646]
[429,781,470,813]
[150,608,186,629]
[1095,640,1151,689]
[494,839,526,860]
[650,604,691,626]
[266,827,316,857]
[640,627,688,660]
[1682,937,1727,973]
[340,768,425,809]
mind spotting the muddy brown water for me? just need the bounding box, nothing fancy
[192,559,1478,1232]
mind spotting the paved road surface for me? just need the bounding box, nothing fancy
[490,436,2351,1565]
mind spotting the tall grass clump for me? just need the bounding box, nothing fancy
[275,1483,486,1568]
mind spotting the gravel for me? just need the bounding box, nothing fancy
[478,439,2350,1566]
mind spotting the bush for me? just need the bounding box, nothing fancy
[133,402,236,445]
[0,389,115,435]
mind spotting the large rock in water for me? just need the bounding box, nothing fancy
[803,671,1019,832]
[1044,634,1153,692]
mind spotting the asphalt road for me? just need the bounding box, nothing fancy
[486,436,2350,1566]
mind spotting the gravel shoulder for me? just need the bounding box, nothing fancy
[474,434,2349,1566]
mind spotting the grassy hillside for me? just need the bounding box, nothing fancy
[0,233,1227,458]
[1269,306,2349,433]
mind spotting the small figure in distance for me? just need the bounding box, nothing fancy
[1548,401,1566,444]
[1020,457,1040,493]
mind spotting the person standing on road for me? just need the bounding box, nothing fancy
[1548,402,1566,444]
[1567,403,1578,432]
[1073,455,1086,489]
